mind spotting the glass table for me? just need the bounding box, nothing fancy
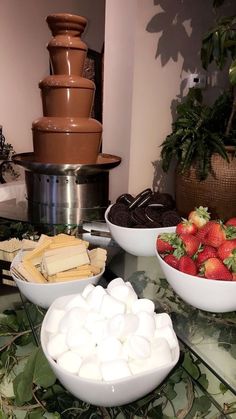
[0,198,236,418]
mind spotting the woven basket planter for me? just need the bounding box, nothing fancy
[175,147,236,221]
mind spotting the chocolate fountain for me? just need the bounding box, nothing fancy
[12,13,121,225]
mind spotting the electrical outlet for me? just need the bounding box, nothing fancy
[188,73,206,89]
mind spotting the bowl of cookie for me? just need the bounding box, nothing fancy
[105,189,181,257]
[10,233,107,309]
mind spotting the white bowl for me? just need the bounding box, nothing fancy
[156,227,236,313]
[10,253,104,309]
[105,205,174,257]
[41,294,180,407]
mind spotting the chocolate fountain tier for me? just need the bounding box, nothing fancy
[47,14,88,76]
[32,117,102,164]
[39,76,95,117]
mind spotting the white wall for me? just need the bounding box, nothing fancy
[103,0,232,201]
[0,0,105,153]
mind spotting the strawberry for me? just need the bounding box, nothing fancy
[196,221,214,244]
[196,245,217,267]
[178,255,197,275]
[179,233,200,257]
[201,257,233,280]
[204,221,226,248]
[225,217,236,227]
[188,206,210,228]
[176,219,198,235]
[217,239,236,261]
[156,232,178,254]
[163,254,179,269]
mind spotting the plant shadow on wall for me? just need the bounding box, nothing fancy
[146,0,236,220]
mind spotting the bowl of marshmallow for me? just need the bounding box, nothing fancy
[41,277,180,407]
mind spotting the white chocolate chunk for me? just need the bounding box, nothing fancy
[97,337,123,362]
[78,355,102,380]
[123,335,151,360]
[57,350,82,374]
[47,333,68,360]
[101,359,132,381]
[44,308,66,334]
[131,298,155,315]
[100,294,126,319]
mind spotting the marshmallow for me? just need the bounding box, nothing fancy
[135,312,155,341]
[107,313,139,341]
[106,277,125,293]
[66,326,95,357]
[65,294,90,311]
[131,298,155,315]
[86,285,107,311]
[44,308,66,334]
[150,338,172,367]
[124,335,151,360]
[101,359,132,381]
[78,355,102,380]
[97,337,123,362]
[57,350,82,374]
[155,313,173,329]
[59,307,88,333]
[81,283,95,299]
[129,338,172,374]
[84,310,105,333]
[47,333,68,359]
[154,326,178,350]
[100,294,126,318]
[90,319,108,344]
[108,284,137,308]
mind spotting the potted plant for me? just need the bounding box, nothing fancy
[0,126,19,183]
[160,2,236,219]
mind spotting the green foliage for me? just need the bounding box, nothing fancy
[201,15,236,71]
[161,88,236,179]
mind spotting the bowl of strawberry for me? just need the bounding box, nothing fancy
[155,206,236,313]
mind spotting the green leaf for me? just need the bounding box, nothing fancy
[13,348,38,404]
[27,409,47,419]
[194,395,212,413]
[34,348,56,388]
[229,59,236,85]
[219,382,228,394]
[198,373,209,390]
[147,404,163,418]
[182,352,200,380]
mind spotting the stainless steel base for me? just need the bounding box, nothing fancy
[25,171,109,225]
[12,152,121,225]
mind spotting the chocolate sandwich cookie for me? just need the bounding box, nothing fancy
[128,188,152,210]
[145,204,165,223]
[110,209,133,227]
[131,207,147,225]
[108,203,128,222]
[150,192,175,209]
[161,210,182,227]
[116,193,134,206]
